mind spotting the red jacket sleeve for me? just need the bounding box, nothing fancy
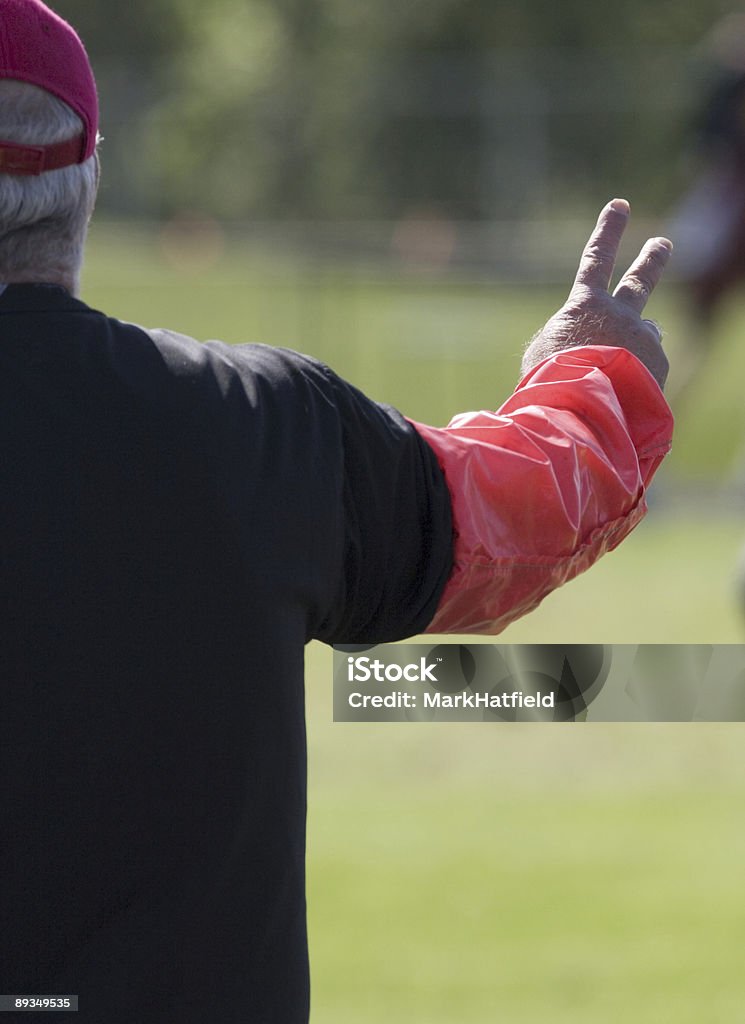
[409,345,674,635]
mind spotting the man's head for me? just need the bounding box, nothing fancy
[0,0,99,294]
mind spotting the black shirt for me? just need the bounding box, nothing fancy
[0,284,452,1022]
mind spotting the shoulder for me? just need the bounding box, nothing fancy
[143,327,331,393]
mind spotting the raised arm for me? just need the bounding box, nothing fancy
[413,200,674,634]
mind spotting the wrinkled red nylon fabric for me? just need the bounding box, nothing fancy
[411,345,674,635]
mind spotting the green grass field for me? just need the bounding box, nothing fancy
[83,222,745,1022]
[306,684,745,1023]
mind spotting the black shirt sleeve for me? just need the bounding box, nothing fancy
[196,341,454,644]
[309,357,454,643]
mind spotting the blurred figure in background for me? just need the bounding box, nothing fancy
[668,12,745,401]
[666,13,745,618]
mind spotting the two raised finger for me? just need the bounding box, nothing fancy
[572,198,673,316]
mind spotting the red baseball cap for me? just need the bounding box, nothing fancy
[0,0,98,174]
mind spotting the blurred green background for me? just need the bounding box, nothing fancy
[49,0,745,222]
[63,0,745,1018]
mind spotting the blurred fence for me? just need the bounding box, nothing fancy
[144,215,671,283]
[94,44,702,230]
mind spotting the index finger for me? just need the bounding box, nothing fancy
[571,198,630,294]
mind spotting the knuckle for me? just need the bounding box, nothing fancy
[643,318,663,341]
[615,280,648,307]
[582,241,612,264]
[630,277,651,300]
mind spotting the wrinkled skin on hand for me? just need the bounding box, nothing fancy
[523,199,672,390]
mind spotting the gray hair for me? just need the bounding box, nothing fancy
[0,80,99,295]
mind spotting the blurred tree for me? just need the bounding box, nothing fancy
[44,0,745,220]
[52,0,195,62]
[50,0,200,215]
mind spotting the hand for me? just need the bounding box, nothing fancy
[521,199,673,389]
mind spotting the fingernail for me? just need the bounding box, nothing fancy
[656,237,673,252]
[609,198,630,214]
